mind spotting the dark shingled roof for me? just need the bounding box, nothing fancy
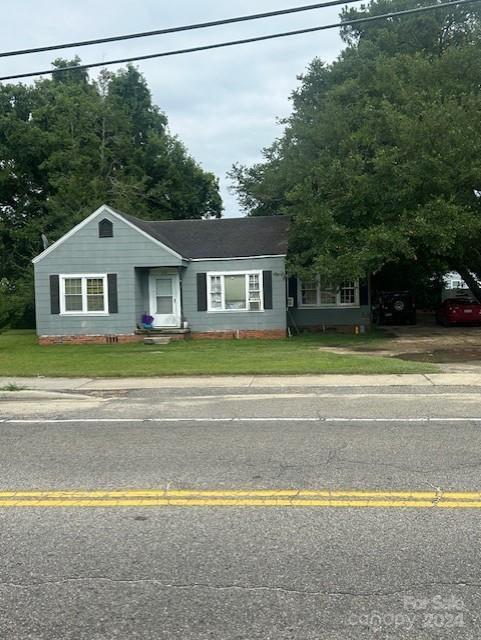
[115,210,289,259]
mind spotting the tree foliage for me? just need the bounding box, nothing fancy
[0,59,222,326]
[230,0,481,300]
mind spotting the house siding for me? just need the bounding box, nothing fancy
[288,277,371,330]
[289,306,371,329]
[135,267,151,322]
[38,207,377,339]
[34,210,184,337]
[182,257,287,333]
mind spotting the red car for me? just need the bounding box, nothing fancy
[436,298,481,326]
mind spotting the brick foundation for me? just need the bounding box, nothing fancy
[294,324,371,334]
[191,329,286,340]
[39,329,286,344]
[38,334,145,345]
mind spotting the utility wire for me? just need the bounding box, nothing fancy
[1,0,478,82]
[0,0,363,59]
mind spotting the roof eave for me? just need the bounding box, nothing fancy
[189,254,287,261]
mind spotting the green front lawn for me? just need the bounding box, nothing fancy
[0,330,438,377]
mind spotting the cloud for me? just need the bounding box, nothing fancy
[0,0,359,216]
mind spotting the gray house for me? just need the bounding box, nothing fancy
[33,204,370,344]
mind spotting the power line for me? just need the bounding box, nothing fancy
[0,0,363,59]
[1,0,478,83]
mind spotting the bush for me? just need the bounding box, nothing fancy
[0,275,35,332]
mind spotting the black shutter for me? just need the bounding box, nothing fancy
[50,275,60,314]
[107,273,118,313]
[197,273,207,311]
[288,276,298,308]
[263,271,273,309]
[359,279,369,306]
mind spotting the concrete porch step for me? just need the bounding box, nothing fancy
[137,327,191,343]
[135,328,190,336]
[143,336,172,345]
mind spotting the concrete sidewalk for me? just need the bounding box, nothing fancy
[1,372,480,391]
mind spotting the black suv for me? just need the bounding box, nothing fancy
[373,291,416,325]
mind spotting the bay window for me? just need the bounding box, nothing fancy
[207,271,264,312]
[298,278,359,307]
[60,274,108,314]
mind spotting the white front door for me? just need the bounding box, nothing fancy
[149,271,180,327]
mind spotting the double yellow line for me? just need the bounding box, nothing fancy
[1,488,481,508]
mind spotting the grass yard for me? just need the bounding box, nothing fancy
[0,330,438,377]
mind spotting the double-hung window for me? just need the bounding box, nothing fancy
[298,278,359,307]
[339,281,357,305]
[450,279,465,289]
[207,271,264,312]
[60,274,108,315]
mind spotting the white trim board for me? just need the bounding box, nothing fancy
[32,204,183,264]
[190,254,286,261]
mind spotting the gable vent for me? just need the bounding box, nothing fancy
[99,218,113,238]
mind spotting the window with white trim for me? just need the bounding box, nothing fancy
[60,274,108,314]
[298,278,359,307]
[207,271,264,312]
[450,279,467,289]
[339,281,357,304]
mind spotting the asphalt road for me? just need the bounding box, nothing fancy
[2,385,481,639]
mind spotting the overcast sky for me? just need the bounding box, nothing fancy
[1,1,361,216]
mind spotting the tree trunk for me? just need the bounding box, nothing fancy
[456,266,481,303]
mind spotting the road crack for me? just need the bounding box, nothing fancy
[0,577,480,598]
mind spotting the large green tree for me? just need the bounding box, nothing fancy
[231,0,481,300]
[0,59,222,328]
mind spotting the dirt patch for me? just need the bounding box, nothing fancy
[397,348,481,363]
[319,324,481,369]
